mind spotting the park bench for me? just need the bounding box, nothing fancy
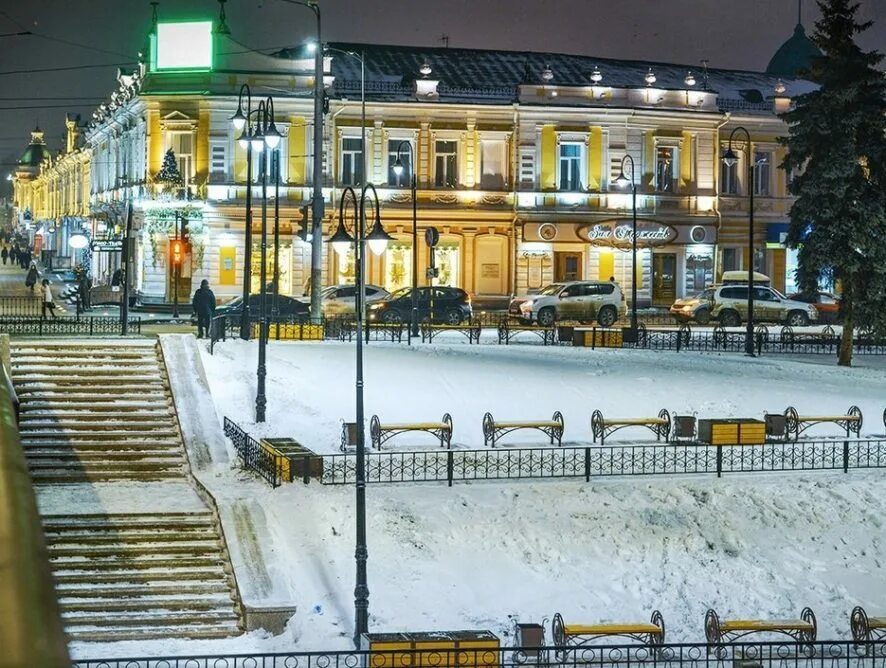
[783,405,862,440]
[851,606,886,642]
[591,409,671,445]
[482,411,564,447]
[369,413,453,450]
[704,608,816,645]
[421,320,482,344]
[552,611,665,651]
[497,322,556,346]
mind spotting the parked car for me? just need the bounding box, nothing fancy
[787,291,841,323]
[710,284,818,327]
[368,286,472,325]
[518,280,625,327]
[321,284,390,316]
[670,288,715,324]
[214,294,310,322]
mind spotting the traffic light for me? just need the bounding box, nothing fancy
[170,239,184,266]
[180,216,190,244]
[296,205,312,242]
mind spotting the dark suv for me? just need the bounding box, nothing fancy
[368,287,472,325]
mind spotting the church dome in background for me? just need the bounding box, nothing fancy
[766,22,821,78]
[18,127,49,167]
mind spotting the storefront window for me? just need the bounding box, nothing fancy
[656,147,675,193]
[785,248,799,294]
[435,243,460,287]
[337,248,355,285]
[686,252,714,292]
[384,243,412,292]
[250,245,292,295]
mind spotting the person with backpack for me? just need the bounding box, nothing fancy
[191,279,216,339]
[25,262,39,293]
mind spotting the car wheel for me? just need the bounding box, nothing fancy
[444,309,462,325]
[786,310,809,327]
[537,307,556,327]
[719,310,741,327]
[694,309,712,325]
[597,305,617,328]
[382,310,402,324]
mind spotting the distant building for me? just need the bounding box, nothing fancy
[13,6,816,303]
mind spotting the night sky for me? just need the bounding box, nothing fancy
[1,0,884,196]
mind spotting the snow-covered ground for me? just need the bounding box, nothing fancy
[71,339,886,660]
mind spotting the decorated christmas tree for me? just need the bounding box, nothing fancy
[156,148,183,187]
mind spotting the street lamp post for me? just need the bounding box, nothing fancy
[231,84,256,340]
[172,210,180,319]
[614,155,639,333]
[253,97,282,423]
[276,0,324,321]
[392,141,418,342]
[327,183,393,646]
[722,126,756,357]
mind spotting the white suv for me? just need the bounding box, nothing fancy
[518,281,625,327]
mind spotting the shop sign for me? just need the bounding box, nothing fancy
[579,220,677,248]
[91,239,123,252]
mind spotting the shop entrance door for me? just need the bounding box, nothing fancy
[554,252,582,282]
[652,253,677,305]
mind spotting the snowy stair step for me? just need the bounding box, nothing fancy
[48,540,221,557]
[26,450,184,460]
[55,581,231,597]
[50,555,226,571]
[51,566,230,584]
[64,622,242,642]
[59,595,235,613]
[61,609,240,627]
[47,531,218,546]
[30,470,184,483]
[21,439,182,449]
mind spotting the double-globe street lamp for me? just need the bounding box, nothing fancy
[614,155,639,334]
[231,91,282,422]
[721,126,758,357]
[391,141,419,342]
[327,183,393,645]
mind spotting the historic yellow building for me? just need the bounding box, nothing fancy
[13,8,817,303]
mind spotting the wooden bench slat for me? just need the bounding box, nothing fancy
[720,620,814,632]
[379,423,450,431]
[494,421,561,428]
[602,418,668,426]
[867,618,886,628]
[564,623,660,635]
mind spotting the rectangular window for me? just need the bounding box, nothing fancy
[388,139,412,186]
[721,159,739,195]
[166,131,194,187]
[434,140,458,187]
[722,248,739,272]
[341,137,364,186]
[656,147,675,193]
[754,151,771,196]
[558,143,583,191]
[210,144,226,175]
[480,139,506,189]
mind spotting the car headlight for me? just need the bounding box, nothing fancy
[369,303,384,310]
[681,305,694,312]
[521,300,533,309]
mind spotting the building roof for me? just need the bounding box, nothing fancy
[18,127,49,167]
[320,42,816,114]
[766,23,821,78]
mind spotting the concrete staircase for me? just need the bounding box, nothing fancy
[10,340,245,643]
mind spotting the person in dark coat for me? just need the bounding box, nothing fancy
[25,262,39,293]
[78,273,91,310]
[1,247,7,265]
[192,279,216,339]
[9,247,17,266]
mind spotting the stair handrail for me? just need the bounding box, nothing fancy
[0,349,71,668]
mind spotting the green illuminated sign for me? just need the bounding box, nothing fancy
[154,21,213,71]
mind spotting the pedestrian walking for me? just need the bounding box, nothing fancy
[1,247,7,265]
[25,262,39,292]
[41,278,58,319]
[191,279,216,339]
[9,247,17,266]
[78,272,91,310]
[22,249,32,268]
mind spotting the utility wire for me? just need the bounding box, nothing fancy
[0,62,134,77]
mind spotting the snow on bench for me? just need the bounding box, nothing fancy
[704,608,817,644]
[783,405,862,440]
[369,413,453,450]
[552,611,665,650]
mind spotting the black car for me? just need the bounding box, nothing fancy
[215,294,310,322]
[368,287,473,325]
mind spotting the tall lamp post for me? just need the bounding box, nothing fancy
[327,183,393,646]
[614,155,639,333]
[722,126,756,357]
[276,0,324,322]
[231,84,259,340]
[392,141,418,341]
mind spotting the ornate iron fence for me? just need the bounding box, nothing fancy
[222,417,281,488]
[0,315,141,336]
[320,438,886,486]
[70,640,886,668]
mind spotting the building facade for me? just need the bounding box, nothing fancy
[13,8,817,304]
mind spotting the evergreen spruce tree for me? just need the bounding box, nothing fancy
[156,148,183,188]
[781,0,886,366]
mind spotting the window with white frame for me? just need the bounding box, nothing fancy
[721,158,740,195]
[558,142,583,191]
[434,140,458,187]
[166,131,194,187]
[753,151,771,196]
[210,143,226,178]
[388,139,412,186]
[656,147,675,193]
[480,139,506,189]
[340,137,364,186]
